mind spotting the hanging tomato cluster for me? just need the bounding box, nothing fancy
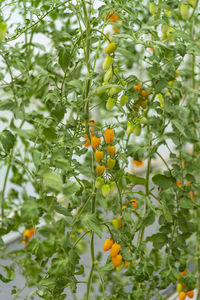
[94,128,116,197]
[103,239,130,269]
[176,270,195,299]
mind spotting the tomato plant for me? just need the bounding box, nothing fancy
[0,0,200,299]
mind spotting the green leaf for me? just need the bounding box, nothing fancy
[0,100,16,111]
[63,180,80,197]
[179,198,194,209]
[67,80,83,90]
[171,119,186,137]
[0,130,15,152]
[42,170,63,192]
[126,174,146,185]
[54,205,71,217]
[152,174,175,189]
[146,233,167,249]
[161,199,173,222]
[58,46,71,72]
[141,211,155,227]
[0,266,14,283]
[82,214,102,238]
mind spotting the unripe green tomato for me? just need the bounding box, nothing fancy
[134,124,141,136]
[0,21,7,42]
[106,97,116,110]
[157,93,164,107]
[95,177,105,188]
[149,3,157,15]
[108,87,121,96]
[102,81,109,85]
[126,121,134,136]
[101,184,110,197]
[109,181,115,192]
[107,158,116,170]
[104,67,113,82]
[96,86,107,94]
[103,56,114,71]
[120,94,128,106]
[164,9,172,17]
[105,42,117,54]
[140,117,147,124]
[189,0,197,8]
[116,262,124,271]
[167,27,175,42]
[162,33,167,41]
[161,24,168,34]
[112,218,120,228]
[180,4,190,20]
[176,283,183,293]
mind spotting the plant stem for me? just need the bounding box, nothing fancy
[1,150,13,219]
[137,155,151,246]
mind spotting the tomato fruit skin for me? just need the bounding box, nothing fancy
[106,97,116,110]
[104,67,113,82]
[101,184,110,197]
[96,164,105,175]
[110,243,121,257]
[112,254,122,268]
[112,218,121,228]
[104,128,114,143]
[189,0,197,7]
[179,291,186,300]
[0,21,7,42]
[103,56,114,71]
[134,124,141,136]
[180,4,190,20]
[126,121,134,136]
[149,3,157,15]
[92,136,101,149]
[107,145,116,156]
[95,177,104,188]
[176,283,183,293]
[107,158,116,170]
[108,87,121,96]
[94,150,104,162]
[103,238,114,251]
[120,94,128,106]
[161,24,168,34]
[105,42,117,54]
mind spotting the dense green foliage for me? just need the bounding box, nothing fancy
[0,0,200,299]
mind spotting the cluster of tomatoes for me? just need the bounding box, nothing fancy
[177,270,194,300]
[103,239,130,269]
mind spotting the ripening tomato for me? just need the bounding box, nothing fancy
[112,254,122,268]
[104,128,114,143]
[103,238,114,251]
[107,145,116,156]
[94,150,104,162]
[92,136,101,149]
[105,42,117,54]
[179,291,186,300]
[110,243,121,257]
[186,290,194,298]
[108,11,119,23]
[96,164,105,175]
[23,228,35,245]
